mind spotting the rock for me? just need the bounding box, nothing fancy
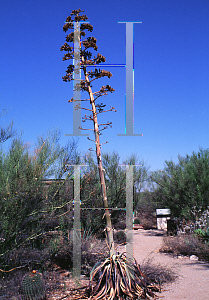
[190,255,198,261]
[64,271,70,277]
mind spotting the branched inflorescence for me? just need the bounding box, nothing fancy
[60,8,116,139]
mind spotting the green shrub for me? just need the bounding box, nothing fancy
[0,130,79,261]
[134,217,141,224]
[115,230,126,243]
[194,228,209,243]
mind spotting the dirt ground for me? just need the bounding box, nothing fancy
[117,229,209,300]
[1,229,209,299]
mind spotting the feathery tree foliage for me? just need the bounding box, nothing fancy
[79,151,149,236]
[0,109,16,143]
[0,129,79,262]
[150,148,209,220]
[102,152,149,220]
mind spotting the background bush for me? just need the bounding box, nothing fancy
[0,129,80,270]
[160,234,209,262]
[114,230,126,244]
[134,217,141,224]
[150,148,209,220]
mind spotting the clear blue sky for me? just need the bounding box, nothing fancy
[1,0,209,172]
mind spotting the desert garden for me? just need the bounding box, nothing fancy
[1,8,209,299]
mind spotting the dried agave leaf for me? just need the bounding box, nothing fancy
[86,252,160,299]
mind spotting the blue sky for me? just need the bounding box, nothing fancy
[1,0,209,172]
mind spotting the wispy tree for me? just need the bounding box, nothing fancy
[102,152,150,220]
[150,148,209,220]
[0,109,16,143]
[0,129,79,262]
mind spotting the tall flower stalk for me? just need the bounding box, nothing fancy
[61,8,160,299]
[81,55,115,256]
[61,8,116,256]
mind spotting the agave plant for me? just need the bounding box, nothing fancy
[88,252,160,299]
[61,8,160,299]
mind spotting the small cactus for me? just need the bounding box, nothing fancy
[21,270,46,300]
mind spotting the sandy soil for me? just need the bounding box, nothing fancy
[117,229,209,300]
[1,229,209,299]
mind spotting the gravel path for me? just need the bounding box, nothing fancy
[117,229,209,300]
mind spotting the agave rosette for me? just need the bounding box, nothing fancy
[88,252,160,299]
